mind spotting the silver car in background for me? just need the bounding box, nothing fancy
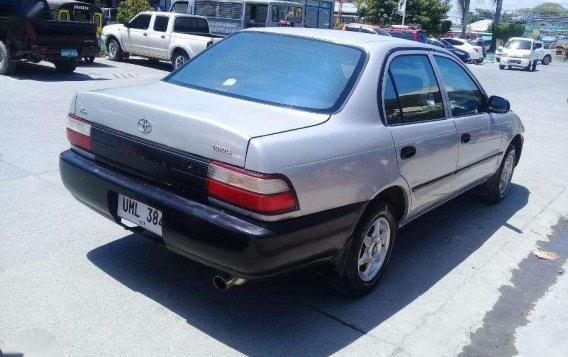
[60,28,524,296]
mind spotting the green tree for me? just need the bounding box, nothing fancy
[366,0,452,36]
[493,22,525,42]
[533,3,568,16]
[116,0,153,24]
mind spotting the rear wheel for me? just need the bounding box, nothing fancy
[84,56,96,64]
[0,40,17,75]
[336,201,396,297]
[107,38,123,61]
[542,55,551,65]
[54,60,77,73]
[171,50,189,70]
[531,60,537,71]
[499,65,505,70]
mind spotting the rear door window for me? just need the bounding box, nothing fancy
[171,1,189,13]
[174,16,209,34]
[153,16,169,32]
[383,54,445,125]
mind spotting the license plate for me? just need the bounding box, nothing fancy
[61,49,78,57]
[117,194,163,236]
[509,60,521,64]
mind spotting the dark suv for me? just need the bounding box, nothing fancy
[0,0,99,74]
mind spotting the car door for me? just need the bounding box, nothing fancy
[147,15,170,59]
[382,53,459,217]
[123,14,151,54]
[534,41,543,60]
[432,55,503,192]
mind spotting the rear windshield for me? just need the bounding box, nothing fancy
[505,39,532,50]
[388,31,413,40]
[166,32,366,113]
[173,16,209,34]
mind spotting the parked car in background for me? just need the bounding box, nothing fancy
[339,23,390,37]
[102,12,223,70]
[384,25,427,43]
[468,37,486,57]
[441,37,484,63]
[60,28,524,296]
[0,0,99,74]
[46,0,103,64]
[427,37,469,62]
[499,37,554,70]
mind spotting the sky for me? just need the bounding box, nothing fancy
[447,0,568,24]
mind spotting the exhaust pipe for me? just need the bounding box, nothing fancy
[212,272,247,291]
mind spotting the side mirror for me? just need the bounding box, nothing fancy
[123,22,131,28]
[488,95,510,113]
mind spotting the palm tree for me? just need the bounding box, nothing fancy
[457,0,471,37]
[489,0,503,52]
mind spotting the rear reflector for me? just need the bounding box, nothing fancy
[66,114,92,151]
[207,161,298,214]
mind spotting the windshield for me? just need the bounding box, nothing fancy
[166,32,366,113]
[505,39,532,50]
[388,31,413,40]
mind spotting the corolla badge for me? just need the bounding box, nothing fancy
[138,119,152,134]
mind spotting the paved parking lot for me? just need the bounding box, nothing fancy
[1,58,567,357]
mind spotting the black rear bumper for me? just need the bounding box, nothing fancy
[27,45,100,61]
[60,150,363,279]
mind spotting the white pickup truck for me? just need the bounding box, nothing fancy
[498,37,555,71]
[102,12,223,69]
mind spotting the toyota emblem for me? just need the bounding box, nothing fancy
[138,119,152,134]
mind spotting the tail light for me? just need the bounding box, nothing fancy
[24,21,37,41]
[207,161,298,214]
[206,40,214,48]
[66,114,92,151]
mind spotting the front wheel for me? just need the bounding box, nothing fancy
[84,56,95,64]
[0,39,17,75]
[476,58,484,64]
[54,60,77,73]
[107,38,123,61]
[483,145,516,203]
[337,202,396,297]
[531,60,537,71]
[499,65,505,70]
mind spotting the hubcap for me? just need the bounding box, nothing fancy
[358,217,391,282]
[175,56,185,69]
[499,150,515,196]
[109,42,117,57]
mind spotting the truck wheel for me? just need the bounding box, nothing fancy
[54,61,77,73]
[172,50,189,70]
[499,64,505,70]
[107,38,123,61]
[531,60,537,71]
[483,145,516,204]
[336,201,396,297]
[84,56,96,64]
[542,55,551,65]
[0,40,17,75]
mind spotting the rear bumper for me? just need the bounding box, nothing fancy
[28,45,100,61]
[59,150,363,279]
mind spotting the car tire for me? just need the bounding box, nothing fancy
[0,39,17,75]
[542,55,551,65]
[499,65,505,70]
[107,38,123,61]
[476,58,484,64]
[531,60,537,71]
[483,145,516,204]
[171,50,189,70]
[54,60,77,73]
[336,201,397,297]
[84,56,96,64]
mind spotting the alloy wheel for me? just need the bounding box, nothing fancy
[499,149,515,196]
[358,217,391,282]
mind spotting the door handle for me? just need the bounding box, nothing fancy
[143,33,148,36]
[400,146,416,160]
[461,133,471,143]
[161,35,166,39]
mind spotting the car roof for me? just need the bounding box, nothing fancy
[245,27,429,51]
